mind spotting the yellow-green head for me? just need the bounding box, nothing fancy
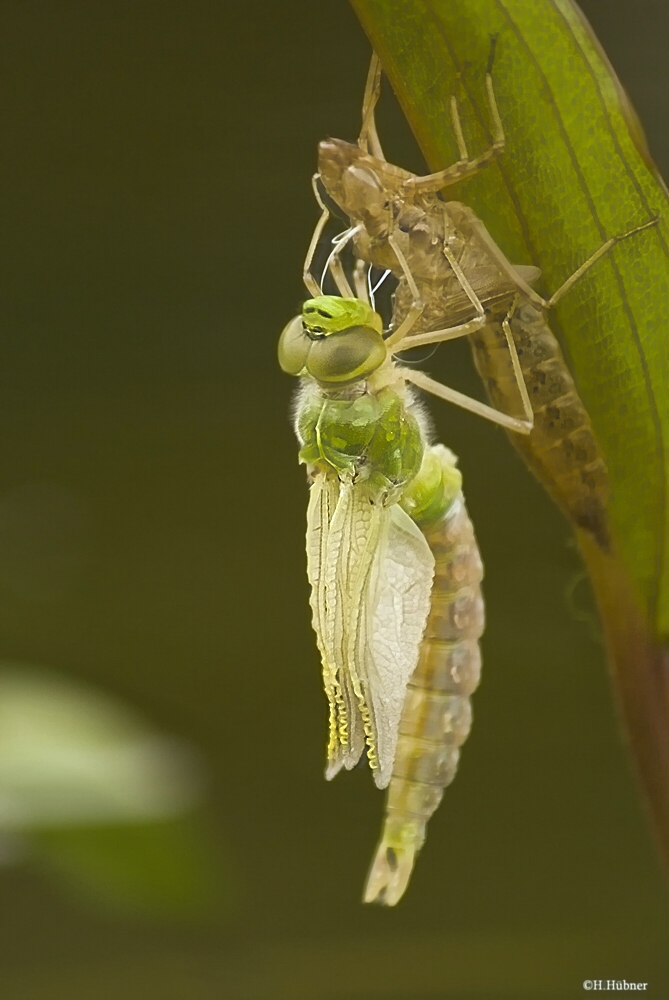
[278,296,386,387]
[301,295,382,336]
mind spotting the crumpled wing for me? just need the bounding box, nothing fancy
[306,473,434,788]
[359,503,435,788]
[306,474,366,778]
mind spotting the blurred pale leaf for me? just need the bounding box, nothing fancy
[0,664,201,827]
[0,664,229,919]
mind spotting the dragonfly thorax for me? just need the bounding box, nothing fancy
[297,384,424,502]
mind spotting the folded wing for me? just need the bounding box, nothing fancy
[361,503,435,788]
[307,473,434,788]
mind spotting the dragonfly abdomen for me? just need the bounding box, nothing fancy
[364,447,484,905]
[471,302,610,548]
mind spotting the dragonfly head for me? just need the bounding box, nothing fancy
[301,295,381,337]
[278,296,387,387]
[318,139,402,241]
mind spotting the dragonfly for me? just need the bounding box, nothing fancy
[279,268,485,904]
[315,55,656,550]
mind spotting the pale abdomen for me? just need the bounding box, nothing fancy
[364,473,484,905]
[470,299,610,549]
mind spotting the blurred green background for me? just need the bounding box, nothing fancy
[0,1,667,996]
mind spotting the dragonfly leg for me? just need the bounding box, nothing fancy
[391,207,489,351]
[320,226,362,298]
[545,217,659,308]
[440,211,486,325]
[391,315,486,353]
[442,229,533,430]
[449,205,546,308]
[402,75,504,194]
[304,175,361,299]
[388,206,532,430]
[463,208,658,310]
[384,233,424,346]
[502,296,534,428]
[353,259,371,303]
[323,229,358,298]
[358,53,385,161]
[399,366,532,435]
[303,174,331,296]
[385,228,490,349]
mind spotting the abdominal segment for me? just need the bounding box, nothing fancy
[365,445,484,905]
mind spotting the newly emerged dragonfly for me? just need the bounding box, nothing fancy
[279,283,485,905]
[316,55,656,549]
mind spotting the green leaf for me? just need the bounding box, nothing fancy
[350,0,669,636]
[349,0,669,877]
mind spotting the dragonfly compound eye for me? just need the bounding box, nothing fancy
[278,314,311,376]
[279,297,385,382]
[306,326,386,386]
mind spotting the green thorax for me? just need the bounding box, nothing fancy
[297,383,424,503]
